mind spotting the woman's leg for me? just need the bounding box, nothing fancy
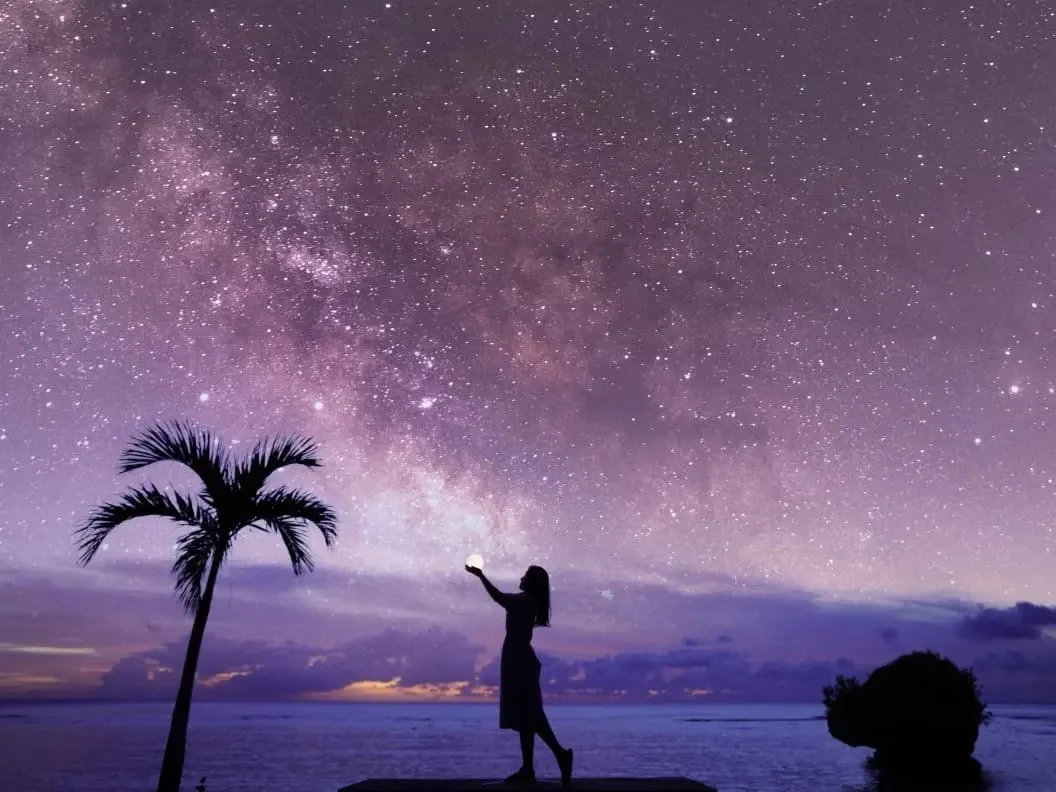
[518,728,535,772]
[536,707,573,786]
[534,708,564,756]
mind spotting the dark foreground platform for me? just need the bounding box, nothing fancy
[341,779,717,791]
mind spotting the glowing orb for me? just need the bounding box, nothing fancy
[465,553,484,571]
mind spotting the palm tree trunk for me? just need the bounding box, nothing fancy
[156,550,224,792]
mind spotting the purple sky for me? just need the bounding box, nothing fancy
[2,0,1056,703]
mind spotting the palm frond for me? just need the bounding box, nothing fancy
[251,486,338,574]
[118,421,232,499]
[254,486,338,545]
[171,526,222,615]
[232,434,323,498]
[266,516,316,575]
[75,485,210,566]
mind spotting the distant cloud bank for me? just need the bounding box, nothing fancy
[4,564,1056,703]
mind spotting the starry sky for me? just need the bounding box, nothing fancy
[2,0,1056,703]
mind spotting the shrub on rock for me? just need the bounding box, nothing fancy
[823,650,992,778]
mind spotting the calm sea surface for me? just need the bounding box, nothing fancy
[0,701,1052,792]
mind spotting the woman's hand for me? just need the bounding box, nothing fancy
[465,564,484,577]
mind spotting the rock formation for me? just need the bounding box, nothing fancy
[823,650,992,779]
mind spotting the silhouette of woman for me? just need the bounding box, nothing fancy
[466,563,574,786]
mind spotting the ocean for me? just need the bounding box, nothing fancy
[0,701,1052,792]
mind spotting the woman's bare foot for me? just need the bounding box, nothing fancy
[558,748,574,787]
[504,766,537,785]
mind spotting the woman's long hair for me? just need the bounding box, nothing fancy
[523,565,551,627]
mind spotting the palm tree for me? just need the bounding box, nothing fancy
[75,420,338,792]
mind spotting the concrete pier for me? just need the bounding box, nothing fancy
[341,778,718,791]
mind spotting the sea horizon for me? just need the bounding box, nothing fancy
[3,695,1054,706]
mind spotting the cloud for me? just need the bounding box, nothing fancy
[95,627,486,701]
[7,563,1056,703]
[93,634,875,703]
[956,602,1056,642]
[85,630,834,702]
[5,562,950,667]
[94,628,1056,704]
[96,652,181,700]
[971,650,1034,674]
[967,648,1056,702]
[879,627,899,645]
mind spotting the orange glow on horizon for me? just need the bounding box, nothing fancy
[0,673,62,689]
[306,678,484,702]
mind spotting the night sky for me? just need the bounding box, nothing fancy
[2,0,1056,703]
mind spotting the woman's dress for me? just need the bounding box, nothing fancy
[499,592,542,732]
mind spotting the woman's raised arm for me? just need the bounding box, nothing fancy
[466,565,514,608]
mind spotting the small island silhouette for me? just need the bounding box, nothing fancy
[825,650,993,787]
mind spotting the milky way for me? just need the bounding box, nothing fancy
[2,0,1056,653]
